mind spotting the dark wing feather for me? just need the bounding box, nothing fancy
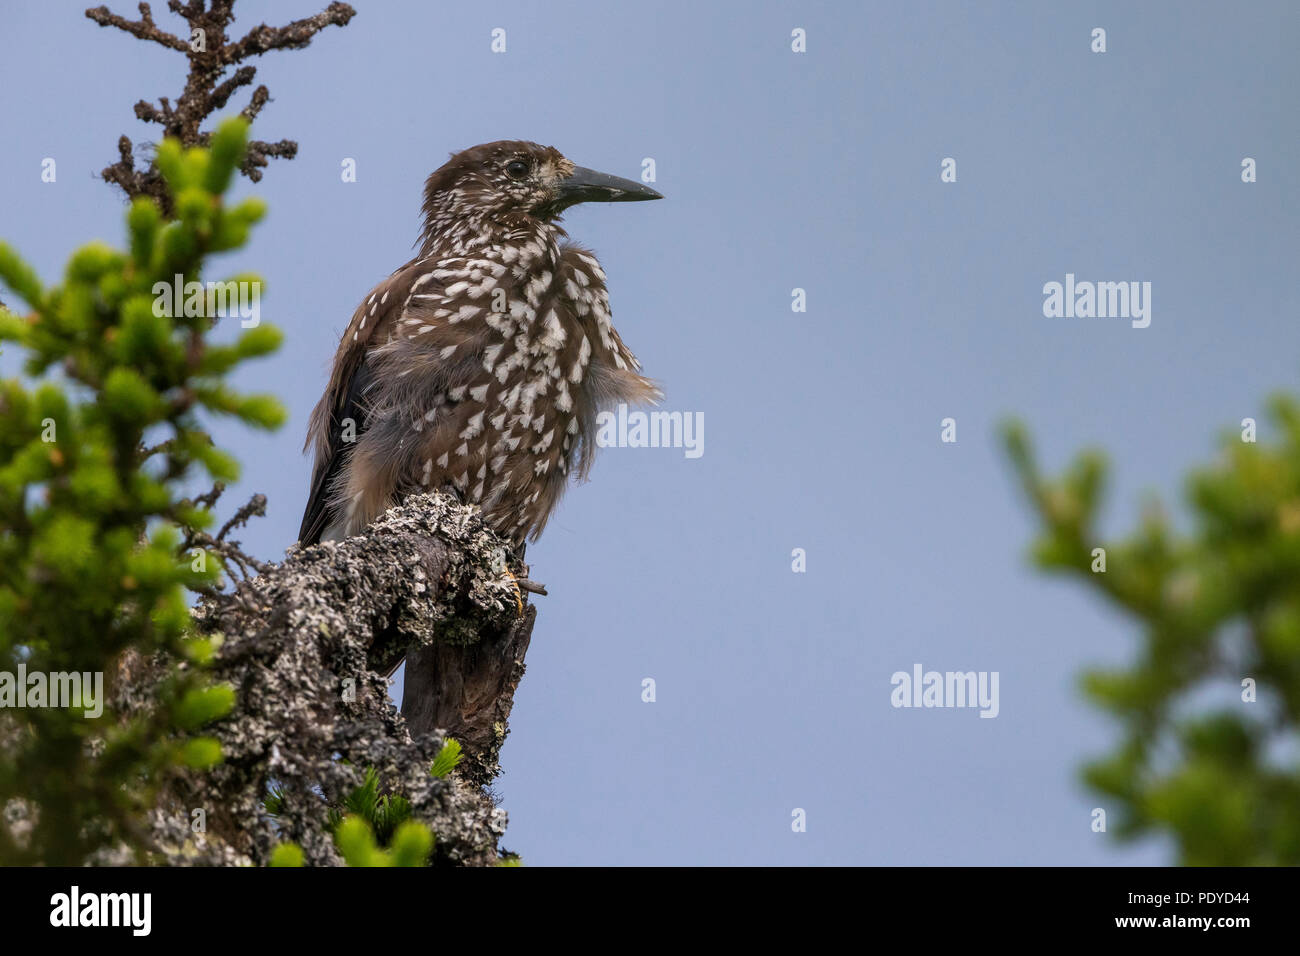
[298,259,427,544]
[297,356,375,544]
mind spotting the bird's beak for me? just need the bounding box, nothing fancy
[556,166,663,206]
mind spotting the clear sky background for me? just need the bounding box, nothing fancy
[2,0,1297,865]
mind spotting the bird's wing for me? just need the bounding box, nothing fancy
[298,259,431,544]
[297,354,375,545]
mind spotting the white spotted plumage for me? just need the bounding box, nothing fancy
[301,140,661,547]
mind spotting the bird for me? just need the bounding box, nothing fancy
[298,141,662,550]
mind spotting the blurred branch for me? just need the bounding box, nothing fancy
[1001,408,1300,865]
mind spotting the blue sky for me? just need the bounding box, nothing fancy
[2,0,1297,864]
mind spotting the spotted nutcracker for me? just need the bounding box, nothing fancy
[298,141,662,548]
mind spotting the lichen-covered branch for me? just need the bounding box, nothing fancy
[119,492,536,866]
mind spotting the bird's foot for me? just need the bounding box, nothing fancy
[503,568,524,617]
[501,563,547,617]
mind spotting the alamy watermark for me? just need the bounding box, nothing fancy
[595,403,703,459]
[152,273,261,327]
[50,886,150,936]
[0,664,103,718]
[1042,273,1151,328]
[890,663,999,718]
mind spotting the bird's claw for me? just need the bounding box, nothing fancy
[503,568,524,617]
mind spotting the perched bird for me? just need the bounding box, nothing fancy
[299,141,662,548]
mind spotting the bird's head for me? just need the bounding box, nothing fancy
[421,140,661,241]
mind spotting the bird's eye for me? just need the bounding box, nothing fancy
[505,160,530,181]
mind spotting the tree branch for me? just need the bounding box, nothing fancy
[86,0,355,209]
[119,492,535,865]
[222,1,356,62]
[85,3,192,51]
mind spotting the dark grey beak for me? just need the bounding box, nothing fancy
[542,166,662,216]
